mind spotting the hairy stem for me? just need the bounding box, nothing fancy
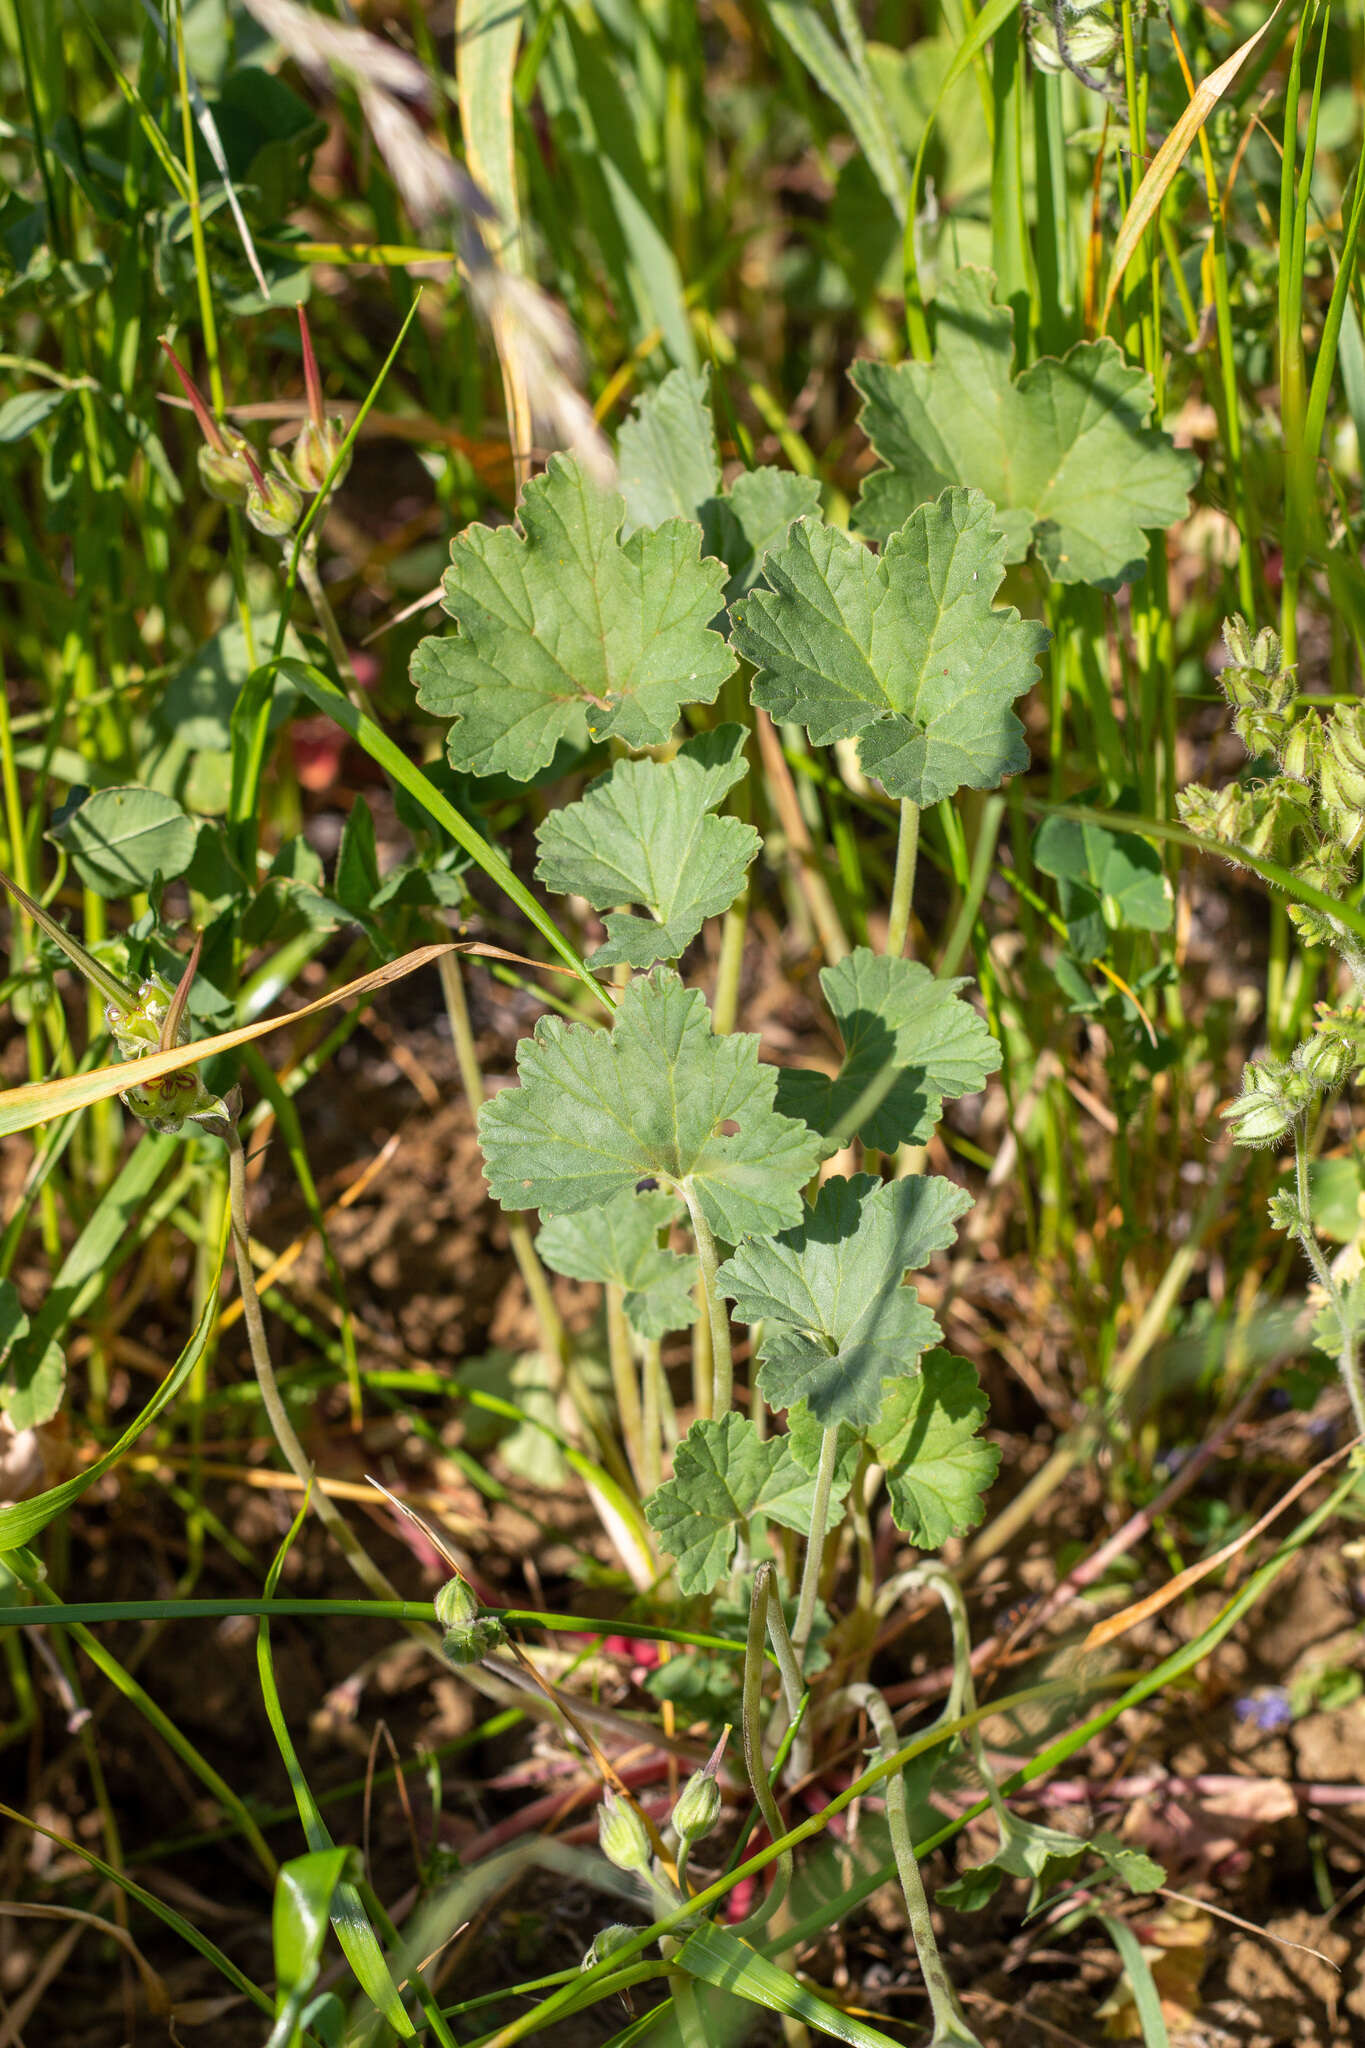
[712,894,748,1037]
[681,1187,732,1417]
[224,1127,398,1602]
[886,799,921,958]
[295,543,365,710]
[605,1283,648,1494]
[737,1566,793,1934]
[791,1423,839,1669]
[858,1682,982,2046]
[1293,1116,1365,1436]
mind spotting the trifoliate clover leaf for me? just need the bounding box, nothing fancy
[534,725,760,969]
[729,488,1048,805]
[716,1174,969,1428]
[618,368,721,535]
[939,1812,1087,1914]
[410,454,735,780]
[617,369,820,598]
[644,1412,842,1594]
[866,1349,999,1545]
[1033,812,1172,962]
[537,1189,698,1339]
[851,267,1197,590]
[478,971,821,1239]
[775,948,1000,1155]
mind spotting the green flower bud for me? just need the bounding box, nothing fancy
[598,1792,652,1876]
[1221,1060,1300,1148]
[288,415,351,494]
[105,973,232,1134]
[197,429,255,506]
[1176,781,1246,849]
[440,1614,506,1667]
[1279,716,1323,784]
[581,1924,637,1972]
[1232,704,1289,757]
[1321,706,1365,829]
[1288,900,1348,948]
[1267,1189,1305,1234]
[1293,1029,1354,1089]
[1222,614,1256,668]
[434,1574,479,1631]
[246,468,303,539]
[671,1768,722,1845]
[1295,843,1355,897]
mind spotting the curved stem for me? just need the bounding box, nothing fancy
[791,1423,839,1669]
[846,1681,983,2047]
[225,1127,398,1603]
[737,1566,793,1935]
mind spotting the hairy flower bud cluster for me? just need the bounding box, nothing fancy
[1221,1057,1314,1149]
[1218,614,1296,756]
[1028,0,1119,78]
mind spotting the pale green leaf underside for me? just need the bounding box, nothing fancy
[644,1412,842,1594]
[776,947,1000,1154]
[410,454,734,780]
[534,724,759,968]
[478,971,821,1240]
[851,266,1197,591]
[717,1173,969,1427]
[537,1189,698,1338]
[729,488,1049,805]
[866,1348,999,1545]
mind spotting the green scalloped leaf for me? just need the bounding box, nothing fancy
[776,948,1000,1155]
[534,725,759,969]
[477,971,821,1240]
[536,1189,698,1338]
[866,1348,999,1546]
[851,267,1197,590]
[617,367,720,534]
[729,487,1049,805]
[410,454,734,780]
[644,1412,841,1595]
[716,1173,969,1427]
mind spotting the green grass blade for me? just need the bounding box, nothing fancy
[0,1799,277,2019]
[274,658,610,1007]
[0,1211,227,1548]
[1093,1914,1171,2048]
[767,0,909,224]
[675,1921,904,2046]
[256,1499,421,2039]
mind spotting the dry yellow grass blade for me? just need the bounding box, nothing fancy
[0,944,454,1138]
[1102,0,1290,328]
[1082,1434,1359,1652]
